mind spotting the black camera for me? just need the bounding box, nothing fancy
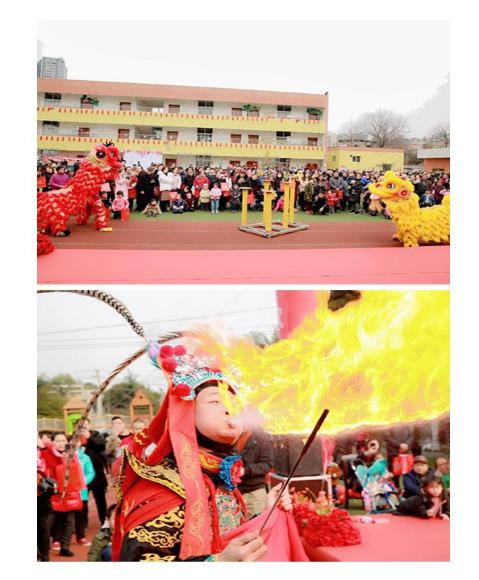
[39,476,59,496]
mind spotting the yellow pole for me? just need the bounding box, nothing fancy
[262,179,272,233]
[240,187,249,226]
[283,182,290,228]
[264,189,273,233]
[289,178,296,224]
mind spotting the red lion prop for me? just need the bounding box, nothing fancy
[37,141,123,255]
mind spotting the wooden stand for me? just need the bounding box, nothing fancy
[238,178,310,238]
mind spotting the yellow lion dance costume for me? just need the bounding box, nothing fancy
[369,171,450,248]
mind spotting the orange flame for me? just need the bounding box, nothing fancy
[191,291,449,435]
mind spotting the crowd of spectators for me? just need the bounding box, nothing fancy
[37,158,451,219]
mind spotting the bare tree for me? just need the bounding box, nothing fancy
[428,123,450,147]
[357,109,408,148]
[338,118,367,146]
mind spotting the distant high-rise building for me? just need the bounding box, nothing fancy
[37,57,67,79]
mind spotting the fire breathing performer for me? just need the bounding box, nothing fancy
[111,343,308,561]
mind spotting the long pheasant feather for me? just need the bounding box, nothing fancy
[37,289,146,339]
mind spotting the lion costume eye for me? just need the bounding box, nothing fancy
[387,183,396,190]
[95,145,107,159]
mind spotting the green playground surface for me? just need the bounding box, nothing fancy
[129,209,382,223]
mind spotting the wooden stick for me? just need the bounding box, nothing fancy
[258,409,330,534]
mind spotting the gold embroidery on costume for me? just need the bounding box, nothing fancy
[125,450,186,498]
[128,506,185,549]
[140,553,176,562]
[114,448,127,502]
[178,434,207,557]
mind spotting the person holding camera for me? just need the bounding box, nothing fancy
[42,432,86,557]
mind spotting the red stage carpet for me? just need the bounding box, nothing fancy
[38,245,449,284]
[304,514,450,562]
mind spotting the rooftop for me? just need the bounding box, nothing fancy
[38,78,328,108]
[417,147,450,159]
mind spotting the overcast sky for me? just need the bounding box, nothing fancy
[38,289,279,391]
[38,20,449,135]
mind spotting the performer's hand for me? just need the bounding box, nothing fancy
[265,483,293,512]
[216,531,267,562]
[440,514,449,520]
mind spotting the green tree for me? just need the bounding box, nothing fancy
[103,371,162,414]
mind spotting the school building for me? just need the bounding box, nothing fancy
[327,146,404,172]
[37,79,329,169]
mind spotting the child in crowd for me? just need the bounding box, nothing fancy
[100,192,111,210]
[327,189,338,213]
[395,476,450,519]
[87,504,117,562]
[391,443,414,488]
[419,190,435,207]
[111,191,129,220]
[230,184,241,212]
[37,168,47,192]
[172,196,186,214]
[210,182,222,214]
[199,183,211,211]
[141,199,162,217]
[184,190,195,212]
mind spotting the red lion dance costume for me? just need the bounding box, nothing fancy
[37,141,123,255]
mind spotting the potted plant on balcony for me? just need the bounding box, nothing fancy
[243,104,261,117]
[306,107,323,120]
[80,95,99,108]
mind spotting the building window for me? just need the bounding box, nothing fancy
[118,128,130,139]
[167,131,179,141]
[230,134,242,144]
[277,105,292,118]
[197,128,213,142]
[42,121,59,134]
[231,107,243,117]
[44,92,62,102]
[196,155,211,166]
[332,155,337,163]
[351,155,361,162]
[247,109,259,117]
[275,158,290,168]
[383,164,392,171]
[119,102,131,111]
[248,135,259,144]
[198,101,214,115]
[153,127,163,139]
[229,160,241,166]
[307,137,318,146]
[276,131,291,143]
[168,104,180,114]
[78,127,90,137]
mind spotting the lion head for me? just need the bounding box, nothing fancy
[368,171,414,202]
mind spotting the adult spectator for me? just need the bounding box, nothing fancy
[48,165,71,190]
[131,418,146,435]
[435,457,450,489]
[79,419,108,526]
[106,416,133,464]
[37,435,55,561]
[403,455,434,498]
[238,429,274,519]
[74,440,96,546]
[46,433,85,557]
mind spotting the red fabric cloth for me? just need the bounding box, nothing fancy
[221,509,309,562]
[303,514,449,562]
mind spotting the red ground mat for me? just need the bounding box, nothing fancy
[38,246,450,284]
[303,514,449,562]
[50,219,401,251]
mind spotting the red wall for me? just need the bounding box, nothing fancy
[424,158,450,172]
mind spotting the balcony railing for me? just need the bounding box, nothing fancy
[38,130,323,147]
[39,104,324,122]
